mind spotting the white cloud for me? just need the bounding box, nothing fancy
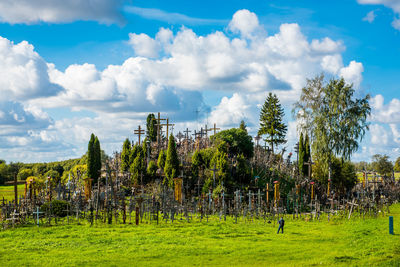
[0,37,62,101]
[339,60,364,88]
[363,10,377,23]
[370,94,400,123]
[0,0,124,24]
[128,33,160,58]
[228,9,261,37]
[358,0,400,30]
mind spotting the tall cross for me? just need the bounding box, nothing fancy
[184,128,191,140]
[33,206,44,227]
[254,135,261,146]
[211,164,219,189]
[210,123,220,135]
[304,157,315,179]
[152,112,166,145]
[204,125,212,137]
[156,118,175,141]
[134,125,145,145]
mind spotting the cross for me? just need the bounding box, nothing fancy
[176,131,184,143]
[33,206,44,227]
[211,164,219,189]
[152,112,166,145]
[134,125,145,145]
[304,157,315,179]
[204,125,212,137]
[254,135,261,146]
[184,128,191,140]
[210,123,220,135]
[156,118,175,141]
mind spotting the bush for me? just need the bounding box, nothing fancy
[41,200,70,217]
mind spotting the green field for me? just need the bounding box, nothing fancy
[0,184,25,202]
[0,205,399,266]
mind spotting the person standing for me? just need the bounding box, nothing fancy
[277,217,285,234]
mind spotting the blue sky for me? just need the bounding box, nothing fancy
[0,0,399,163]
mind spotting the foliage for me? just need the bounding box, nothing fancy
[45,170,61,186]
[130,146,145,185]
[40,200,70,217]
[236,154,251,185]
[191,150,203,179]
[147,161,158,180]
[258,92,287,153]
[304,134,311,177]
[371,154,393,177]
[17,168,33,181]
[87,133,95,181]
[298,132,305,176]
[211,128,254,159]
[394,157,400,172]
[157,150,166,170]
[93,136,101,183]
[146,113,157,142]
[121,138,131,172]
[314,157,357,193]
[294,75,371,173]
[0,162,7,185]
[164,134,179,187]
[239,120,247,133]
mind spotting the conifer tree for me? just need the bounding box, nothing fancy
[157,150,166,170]
[121,138,131,172]
[87,133,95,181]
[146,113,157,142]
[304,134,311,177]
[93,136,101,183]
[298,132,305,176]
[258,93,287,153]
[164,134,179,187]
[239,120,247,133]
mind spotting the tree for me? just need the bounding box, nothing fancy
[130,147,145,185]
[87,133,95,181]
[93,136,101,183]
[394,157,400,172]
[45,170,61,185]
[147,161,158,180]
[304,133,311,177]
[121,138,131,172]
[211,128,254,159]
[258,93,287,153]
[298,132,305,176]
[371,154,393,177]
[146,113,157,142]
[17,168,33,181]
[239,120,247,133]
[164,134,179,187]
[157,150,166,170]
[294,76,370,179]
[191,150,203,180]
[0,162,7,185]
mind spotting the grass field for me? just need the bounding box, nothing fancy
[0,184,25,202]
[0,204,399,266]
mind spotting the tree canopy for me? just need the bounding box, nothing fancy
[258,92,287,153]
[211,128,254,159]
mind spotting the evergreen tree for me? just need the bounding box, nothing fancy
[157,150,166,170]
[164,134,179,187]
[304,134,311,177]
[298,132,305,176]
[93,136,101,183]
[258,93,287,153]
[146,113,157,142]
[121,138,131,172]
[87,133,95,181]
[239,120,247,133]
[130,148,145,185]
[191,150,203,180]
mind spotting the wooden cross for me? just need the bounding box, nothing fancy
[204,125,212,137]
[254,135,261,146]
[184,128,191,140]
[156,118,175,141]
[210,123,220,135]
[304,157,315,179]
[134,125,145,145]
[152,112,166,145]
[211,164,219,189]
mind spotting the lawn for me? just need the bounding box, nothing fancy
[0,204,399,266]
[0,184,25,202]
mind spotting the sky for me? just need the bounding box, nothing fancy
[0,0,400,163]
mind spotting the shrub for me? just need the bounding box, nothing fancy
[41,200,70,217]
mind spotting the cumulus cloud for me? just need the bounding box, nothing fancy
[228,9,262,37]
[358,0,400,30]
[0,37,62,101]
[0,0,125,24]
[370,94,400,123]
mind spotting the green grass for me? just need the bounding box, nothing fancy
[1,205,400,266]
[0,184,25,202]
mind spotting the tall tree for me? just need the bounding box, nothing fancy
[164,134,179,187]
[93,136,101,183]
[87,133,95,181]
[371,154,393,177]
[293,76,370,179]
[394,157,400,172]
[239,120,247,133]
[146,113,157,142]
[304,133,311,177]
[121,138,131,172]
[298,132,305,176]
[258,93,287,153]
[211,128,254,159]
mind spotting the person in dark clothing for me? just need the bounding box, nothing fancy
[277,217,284,234]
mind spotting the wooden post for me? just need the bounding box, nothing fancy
[14,173,18,208]
[311,182,315,200]
[266,183,269,204]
